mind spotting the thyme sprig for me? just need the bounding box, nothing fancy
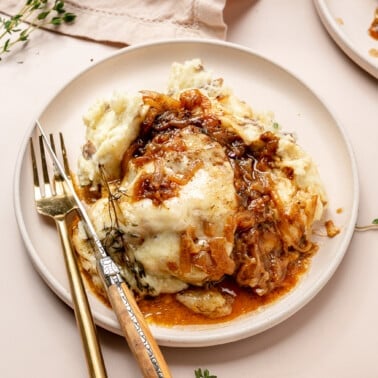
[98,165,154,296]
[355,218,378,232]
[0,0,76,60]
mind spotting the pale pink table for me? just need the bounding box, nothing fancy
[0,1,377,377]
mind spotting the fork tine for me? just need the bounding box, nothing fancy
[49,134,65,196]
[59,132,71,180]
[49,133,57,155]
[30,138,42,200]
[39,135,53,198]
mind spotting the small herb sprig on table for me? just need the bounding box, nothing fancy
[355,218,378,231]
[195,368,217,378]
[0,0,76,60]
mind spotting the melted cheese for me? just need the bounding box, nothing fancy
[118,129,237,290]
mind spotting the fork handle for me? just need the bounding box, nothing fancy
[107,281,172,378]
[56,218,107,378]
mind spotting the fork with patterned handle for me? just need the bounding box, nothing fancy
[30,132,107,378]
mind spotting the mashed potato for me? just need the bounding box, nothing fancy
[72,59,328,318]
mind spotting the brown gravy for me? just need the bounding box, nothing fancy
[369,8,378,40]
[81,254,309,326]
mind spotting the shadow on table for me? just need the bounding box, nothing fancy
[224,0,259,26]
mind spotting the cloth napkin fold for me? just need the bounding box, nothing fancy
[0,0,227,46]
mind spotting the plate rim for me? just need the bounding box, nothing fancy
[314,0,378,78]
[12,38,360,347]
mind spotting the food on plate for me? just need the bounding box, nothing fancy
[72,59,330,324]
[368,7,378,40]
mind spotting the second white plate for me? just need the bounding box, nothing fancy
[314,0,378,78]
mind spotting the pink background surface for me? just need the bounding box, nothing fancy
[1,1,377,377]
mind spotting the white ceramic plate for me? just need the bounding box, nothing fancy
[14,39,358,347]
[314,0,378,78]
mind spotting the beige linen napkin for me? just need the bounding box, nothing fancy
[0,0,227,45]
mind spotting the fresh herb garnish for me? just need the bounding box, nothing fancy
[0,0,76,60]
[98,165,154,296]
[194,368,217,378]
[355,217,378,231]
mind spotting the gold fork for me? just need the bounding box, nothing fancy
[30,132,107,378]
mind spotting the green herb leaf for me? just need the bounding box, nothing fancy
[3,38,10,52]
[194,368,217,378]
[3,20,12,32]
[63,12,76,23]
[0,0,77,61]
[50,16,62,25]
[37,11,50,20]
[53,1,65,13]
[19,29,29,41]
[31,1,42,11]
[373,219,378,225]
